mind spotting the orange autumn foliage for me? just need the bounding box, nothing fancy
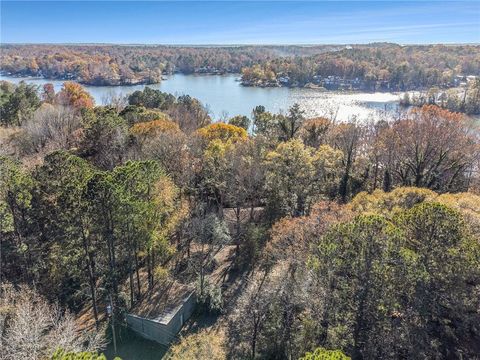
[410,104,463,122]
[265,201,352,269]
[57,81,94,109]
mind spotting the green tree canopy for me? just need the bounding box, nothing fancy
[0,81,41,126]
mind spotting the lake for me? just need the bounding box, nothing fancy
[1,73,402,121]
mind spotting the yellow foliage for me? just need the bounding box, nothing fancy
[154,266,170,284]
[204,138,233,157]
[136,109,171,123]
[350,187,480,236]
[130,118,180,137]
[150,177,189,259]
[350,187,437,216]
[152,175,181,237]
[436,192,480,234]
[196,122,247,143]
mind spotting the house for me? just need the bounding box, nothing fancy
[466,75,477,84]
[453,75,465,86]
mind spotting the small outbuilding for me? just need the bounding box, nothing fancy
[126,283,196,345]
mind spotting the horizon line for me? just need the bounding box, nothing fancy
[1,42,479,46]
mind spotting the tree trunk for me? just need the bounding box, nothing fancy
[339,154,352,203]
[353,256,372,360]
[147,250,152,290]
[251,323,258,360]
[372,159,379,190]
[81,230,99,328]
[129,267,134,308]
[235,206,241,257]
[134,243,141,298]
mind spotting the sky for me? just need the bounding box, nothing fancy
[1,1,479,45]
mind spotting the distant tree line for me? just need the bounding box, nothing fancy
[241,44,480,91]
[0,44,337,86]
[2,44,480,90]
[400,78,480,114]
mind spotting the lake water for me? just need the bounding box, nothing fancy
[1,74,402,121]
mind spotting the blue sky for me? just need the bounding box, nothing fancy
[1,1,479,44]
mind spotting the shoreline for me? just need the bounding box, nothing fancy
[0,70,239,87]
[0,72,418,95]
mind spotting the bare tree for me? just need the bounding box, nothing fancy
[330,119,364,202]
[101,91,127,112]
[384,105,480,192]
[17,104,82,155]
[188,213,230,301]
[0,284,105,360]
[228,273,274,359]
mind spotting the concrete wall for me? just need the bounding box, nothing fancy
[126,291,196,346]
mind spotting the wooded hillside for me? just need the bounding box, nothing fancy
[1,81,479,359]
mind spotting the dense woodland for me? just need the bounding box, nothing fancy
[2,44,480,91]
[0,44,338,85]
[241,44,480,91]
[1,80,480,360]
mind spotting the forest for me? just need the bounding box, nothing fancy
[1,80,480,360]
[2,44,480,91]
[241,44,480,91]
[0,44,337,86]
